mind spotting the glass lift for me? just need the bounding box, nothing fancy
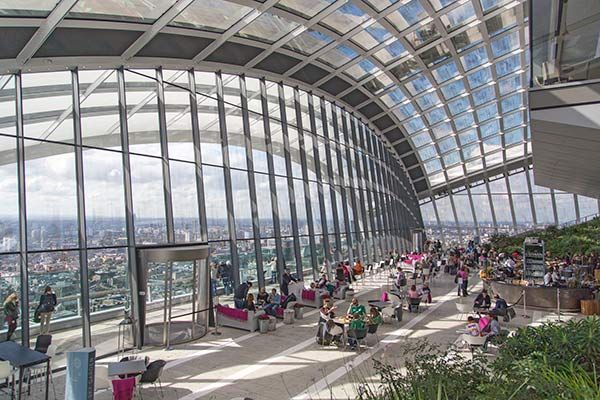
[134,244,210,349]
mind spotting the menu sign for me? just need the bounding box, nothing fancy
[523,237,545,284]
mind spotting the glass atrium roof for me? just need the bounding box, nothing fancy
[0,0,529,199]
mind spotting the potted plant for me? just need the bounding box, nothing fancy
[293,303,304,320]
[258,313,270,333]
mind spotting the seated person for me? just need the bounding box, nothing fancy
[483,315,504,349]
[309,282,317,290]
[317,273,335,296]
[474,289,491,310]
[346,298,366,317]
[478,314,492,334]
[422,283,432,304]
[319,299,337,322]
[348,313,365,350]
[367,307,383,326]
[256,287,269,306]
[466,316,481,336]
[489,294,508,316]
[245,293,256,312]
[322,319,343,345]
[263,289,281,315]
[407,285,422,312]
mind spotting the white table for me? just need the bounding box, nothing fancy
[107,359,147,377]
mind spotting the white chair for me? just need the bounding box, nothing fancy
[95,365,111,392]
[455,302,473,320]
[381,307,396,324]
[0,360,14,398]
[461,334,488,353]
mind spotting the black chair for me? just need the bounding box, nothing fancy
[34,334,52,354]
[366,324,380,345]
[347,328,368,351]
[118,356,149,379]
[408,297,422,313]
[139,360,167,399]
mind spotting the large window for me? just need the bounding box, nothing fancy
[2,68,416,359]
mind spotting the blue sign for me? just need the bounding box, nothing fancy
[65,348,95,400]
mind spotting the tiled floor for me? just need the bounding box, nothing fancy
[22,270,576,400]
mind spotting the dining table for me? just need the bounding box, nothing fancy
[367,300,392,310]
[0,340,50,400]
[107,359,147,378]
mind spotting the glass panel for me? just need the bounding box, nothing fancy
[0,0,58,17]
[238,12,299,44]
[255,173,274,238]
[320,2,369,35]
[195,72,222,166]
[83,148,127,247]
[276,176,292,236]
[277,0,335,18]
[579,196,599,219]
[203,165,229,240]
[22,71,74,143]
[69,0,175,23]
[555,194,577,224]
[130,155,167,244]
[533,194,555,224]
[78,70,121,150]
[284,29,333,55]
[124,70,161,156]
[170,160,201,242]
[472,193,494,225]
[25,140,78,251]
[28,250,81,369]
[89,248,129,358]
[171,0,251,32]
[386,0,427,31]
[435,196,454,225]
[310,182,323,234]
[453,195,474,226]
[164,71,195,162]
[237,240,257,283]
[0,135,18,252]
[512,194,534,228]
[294,179,308,235]
[0,255,19,340]
[231,170,253,240]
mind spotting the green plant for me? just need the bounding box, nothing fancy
[361,317,600,400]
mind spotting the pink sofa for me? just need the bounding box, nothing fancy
[216,304,265,332]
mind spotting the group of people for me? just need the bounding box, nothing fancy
[2,286,57,341]
[318,297,382,350]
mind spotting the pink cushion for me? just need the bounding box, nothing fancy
[302,289,316,301]
[217,304,248,321]
[275,307,284,317]
[380,292,389,302]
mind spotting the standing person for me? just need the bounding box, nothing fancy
[210,263,219,298]
[457,266,469,297]
[280,268,297,296]
[219,262,232,296]
[38,286,57,334]
[233,280,252,309]
[3,293,18,341]
[269,257,278,284]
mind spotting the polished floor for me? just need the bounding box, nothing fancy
[24,270,573,400]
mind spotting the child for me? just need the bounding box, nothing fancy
[422,283,432,304]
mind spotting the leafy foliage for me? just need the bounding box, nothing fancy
[489,217,600,257]
[363,317,600,400]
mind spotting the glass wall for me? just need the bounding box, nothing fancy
[421,166,599,244]
[0,68,419,360]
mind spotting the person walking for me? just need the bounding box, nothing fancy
[37,286,57,334]
[3,293,18,341]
